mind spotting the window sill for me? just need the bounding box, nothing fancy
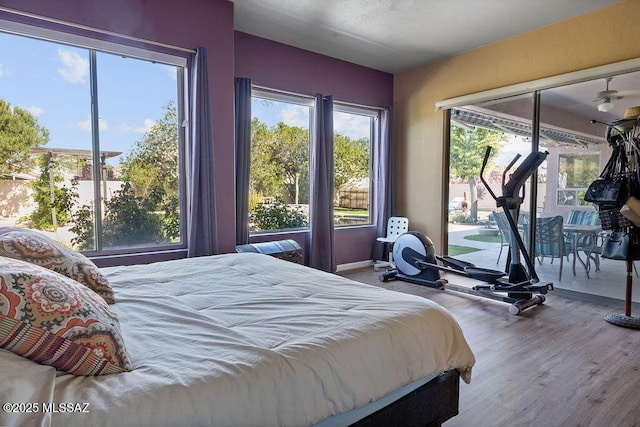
[90,248,188,268]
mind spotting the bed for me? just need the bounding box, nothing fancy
[1,251,475,427]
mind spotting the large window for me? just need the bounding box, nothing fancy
[250,91,312,233]
[248,90,375,233]
[333,107,373,226]
[557,153,600,206]
[0,28,186,254]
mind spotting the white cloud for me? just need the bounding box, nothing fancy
[165,65,177,80]
[77,116,108,131]
[334,111,371,140]
[117,123,134,133]
[57,48,89,84]
[137,119,156,133]
[0,64,13,78]
[117,119,156,134]
[26,106,44,117]
[279,104,310,129]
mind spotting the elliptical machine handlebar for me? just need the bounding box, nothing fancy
[503,150,548,199]
[480,146,497,201]
[480,146,524,201]
[480,146,548,209]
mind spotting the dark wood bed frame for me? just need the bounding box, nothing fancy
[353,370,460,427]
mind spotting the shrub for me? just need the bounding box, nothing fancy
[24,156,77,230]
[251,198,308,231]
[449,212,472,224]
[70,181,165,250]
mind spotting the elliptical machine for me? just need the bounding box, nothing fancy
[380,147,553,315]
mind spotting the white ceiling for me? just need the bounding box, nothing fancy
[231,0,621,74]
[232,0,640,132]
[542,71,640,121]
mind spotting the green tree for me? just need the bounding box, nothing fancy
[250,118,285,200]
[250,119,310,204]
[70,102,180,250]
[449,125,505,222]
[334,133,369,189]
[102,182,164,247]
[250,119,370,203]
[248,118,371,229]
[25,154,77,230]
[0,99,49,177]
[69,203,95,251]
[70,182,165,250]
[120,101,179,240]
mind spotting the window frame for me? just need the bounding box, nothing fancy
[249,88,314,234]
[332,103,376,228]
[0,19,189,256]
[556,152,600,207]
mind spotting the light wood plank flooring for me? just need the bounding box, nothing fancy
[339,267,640,427]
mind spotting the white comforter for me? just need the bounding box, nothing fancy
[0,253,475,427]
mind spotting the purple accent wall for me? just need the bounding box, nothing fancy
[235,31,393,265]
[3,0,237,259]
[1,2,393,266]
[235,31,393,107]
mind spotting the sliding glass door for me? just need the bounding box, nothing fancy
[446,69,640,302]
[446,94,534,270]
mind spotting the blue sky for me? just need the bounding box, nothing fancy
[251,97,373,141]
[1,30,371,171]
[0,31,177,167]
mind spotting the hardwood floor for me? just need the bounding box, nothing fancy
[339,267,640,427]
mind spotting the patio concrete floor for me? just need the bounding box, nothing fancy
[447,223,640,307]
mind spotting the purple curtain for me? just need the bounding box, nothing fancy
[309,94,336,272]
[372,108,393,261]
[187,47,218,257]
[234,78,252,245]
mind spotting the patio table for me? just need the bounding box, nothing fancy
[563,223,602,278]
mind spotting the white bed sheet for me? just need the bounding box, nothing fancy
[0,253,475,427]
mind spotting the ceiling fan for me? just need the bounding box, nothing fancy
[595,77,622,112]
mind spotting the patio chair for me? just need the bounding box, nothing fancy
[523,215,567,281]
[492,211,512,265]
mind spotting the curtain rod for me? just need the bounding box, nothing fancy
[252,84,315,100]
[251,84,386,111]
[0,6,195,54]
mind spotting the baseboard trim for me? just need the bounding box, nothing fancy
[553,288,640,311]
[336,260,373,272]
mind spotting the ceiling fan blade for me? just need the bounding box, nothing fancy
[615,89,640,98]
[596,89,620,98]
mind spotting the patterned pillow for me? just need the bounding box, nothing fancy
[0,256,132,376]
[0,228,114,304]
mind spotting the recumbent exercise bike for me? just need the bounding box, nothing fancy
[380,147,553,315]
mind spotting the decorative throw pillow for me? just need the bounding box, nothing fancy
[0,256,132,375]
[0,228,114,304]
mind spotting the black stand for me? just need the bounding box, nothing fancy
[596,117,640,329]
[604,260,640,329]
